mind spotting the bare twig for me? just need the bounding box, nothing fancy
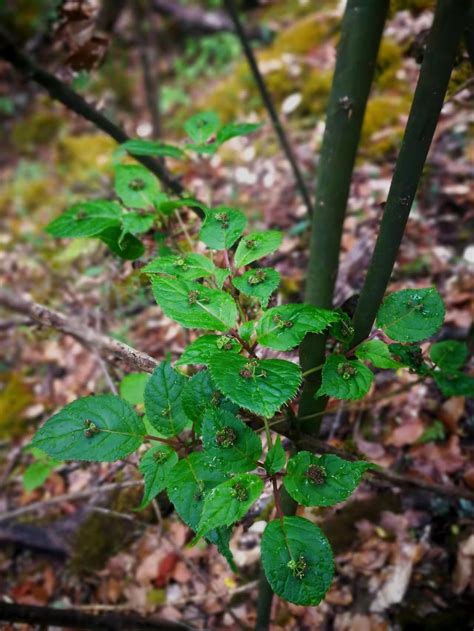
[0,602,194,630]
[0,28,182,197]
[0,289,158,373]
[152,0,267,40]
[0,481,143,524]
[223,0,314,217]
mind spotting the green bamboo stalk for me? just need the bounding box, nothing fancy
[351,0,470,346]
[298,0,389,427]
[464,2,474,66]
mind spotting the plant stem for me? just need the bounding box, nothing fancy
[263,417,273,448]
[351,0,470,346]
[223,0,314,217]
[144,434,177,447]
[298,0,389,432]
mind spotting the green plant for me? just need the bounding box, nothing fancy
[30,114,473,608]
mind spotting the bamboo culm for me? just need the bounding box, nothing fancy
[298,0,389,429]
[351,0,470,346]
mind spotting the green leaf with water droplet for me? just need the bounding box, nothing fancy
[114,164,161,209]
[264,436,286,475]
[98,227,145,260]
[166,452,226,531]
[31,395,145,462]
[176,334,241,368]
[355,339,402,369]
[184,111,220,144]
[261,516,334,606]
[283,451,372,507]
[151,277,238,331]
[136,445,178,510]
[143,253,216,281]
[119,373,149,406]
[430,340,468,371]
[316,354,374,401]
[256,304,339,351]
[208,354,302,418]
[376,288,445,342]
[46,200,122,238]
[232,268,280,308]
[195,473,263,540]
[144,360,190,437]
[234,231,282,268]
[433,370,474,397]
[202,408,261,473]
[181,370,238,433]
[118,139,185,160]
[199,206,247,250]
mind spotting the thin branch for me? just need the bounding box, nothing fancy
[0,602,194,630]
[0,28,182,196]
[223,0,314,218]
[0,481,142,524]
[153,0,267,40]
[0,289,159,373]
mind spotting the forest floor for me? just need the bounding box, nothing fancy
[0,2,473,629]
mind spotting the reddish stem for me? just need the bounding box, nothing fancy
[271,477,283,519]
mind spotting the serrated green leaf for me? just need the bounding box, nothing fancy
[433,370,474,397]
[167,452,226,530]
[176,334,241,367]
[143,253,216,281]
[256,304,339,351]
[202,408,262,473]
[136,445,178,510]
[283,451,371,506]
[216,122,261,145]
[430,340,468,371]
[195,473,263,539]
[144,360,190,437]
[213,267,230,289]
[31,395,145,462]
[182,370,238,433]
[114,164,161,209]
[376,287,445,342]
[234,231,282,268]
[239,320,255,344]
[232,268,280,308]
[209,354,301,418]
[316,354,374,401]
[264,436,286,475]
[199,206,247,250]
[151,277,237,331]
[98,226,145,260]
[355,339,402,369]
[121,212,154,236]
[23,457,60,492]
[184,111,220,144]
[261,516,334,606]
[388,343,429,374]
[328,309,355,345]
[206,526,236,571]
[119,139,185,160]
[46,200,122,238]
[119,373,149,406]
